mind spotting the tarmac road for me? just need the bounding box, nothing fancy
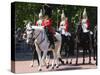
[12,57,97,73]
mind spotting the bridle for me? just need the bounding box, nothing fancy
[31,29,45,51]
[27,29,41,44]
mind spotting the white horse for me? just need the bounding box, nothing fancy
[24,22,62,71]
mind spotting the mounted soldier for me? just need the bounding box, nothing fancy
[42,4,55,49]
[75,8,93,64]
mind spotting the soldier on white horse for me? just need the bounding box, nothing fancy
[23,5,63,71]
[25,22,62,71]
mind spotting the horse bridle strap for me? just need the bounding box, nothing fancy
[33,31,41,40]
[36,41,43,51]
[38,38,45,45]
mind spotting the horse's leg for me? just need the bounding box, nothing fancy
[42,51,48,65]
[34,42,42,71]
[68,44,73,64]
[36,51,42,71]
[83,49,85,64]
[68,37,73,64]
[38,50,47,71]
[51,50,56,69]
[93,46,96,60]
[69,48,73,64]
[69,45,73,64]
[58,42,64,65]
[65,43,69,64]
[56,47,62,68]
[30,45,35,67]
[76,43,79,65]
[37,51,42,71]
[29,45,39,67]
[57,39,64,65]
[66,49,69,64]
[89,34,92,64]
[54,51,59,68]
[46,52,51,69]
[88,48,91,64]
[95,44,97,65]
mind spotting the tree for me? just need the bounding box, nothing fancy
[15,2,97,31]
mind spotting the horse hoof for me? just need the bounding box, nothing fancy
[59,58,64,65]
[83,62,85,64]
[56,65,59,68]
[94,58,96,60]
[31,65,33,67]
[62,61,65,65]
[89,61,91,64]
[76,61,78,65]
[52,66,54,69]
[38,68,42,71]
[70,62,72,64]
[66,61,68,64]
[30,64,33,67]
[46,65,49,69]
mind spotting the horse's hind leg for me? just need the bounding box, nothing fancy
[41,51,48,65]
[83,49,86,64]
[89,49,91,64]
[51,50,57,69]
[76,45,79,65]
[38,51,48,71]
[37,51,42,71]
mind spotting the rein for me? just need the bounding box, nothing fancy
[33,31,41,40]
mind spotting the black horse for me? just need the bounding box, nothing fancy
[93,26,97,65]
[75,25,93,64]
[60,33,75,64]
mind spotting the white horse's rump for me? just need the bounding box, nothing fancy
[25,24,62,71]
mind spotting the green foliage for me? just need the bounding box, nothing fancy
[15,2,97,31]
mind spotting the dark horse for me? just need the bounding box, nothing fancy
[60,33,75,64]
[93,26,97,65]
[75,25,93,64]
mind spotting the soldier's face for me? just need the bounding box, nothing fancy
[39,16,43,19]
[44,15,48,19]
[83,16,86,19]
[61,17,65,20]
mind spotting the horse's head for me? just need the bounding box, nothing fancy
[23,22,35,44]
[23,22,44,45]
[26,28,35,44]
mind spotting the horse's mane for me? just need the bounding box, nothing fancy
[31,26,44,31]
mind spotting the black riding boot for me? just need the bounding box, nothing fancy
[49,34,55,49]
[45,27,55,49]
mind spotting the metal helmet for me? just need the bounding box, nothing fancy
[83,8,87,18]
[61,10,65,19]
[39,9,43,18]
